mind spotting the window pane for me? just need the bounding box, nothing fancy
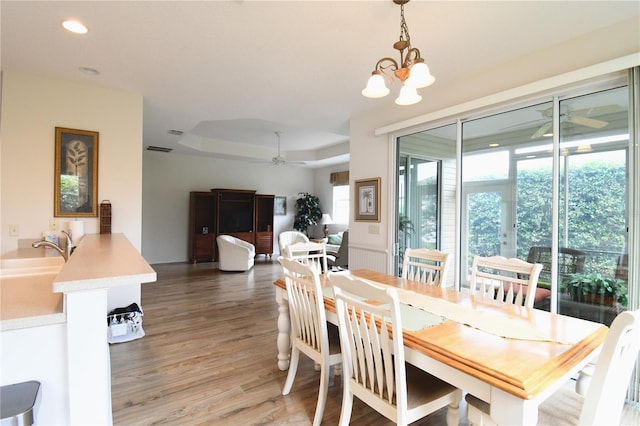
[556,87,630,324]
[332,185,349,224]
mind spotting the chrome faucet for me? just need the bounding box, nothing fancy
[32,230,75,261]
[61,230,75,256]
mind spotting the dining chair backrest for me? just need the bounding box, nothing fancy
[470,255,542,308]
[285,241,328,275]
[330,273,409,422]
[402,248,450,287]
[580,309,640,425]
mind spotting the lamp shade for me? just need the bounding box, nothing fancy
[395,85,422,106]
[405,62,435,89]
[320,214,334,225]
[362,73,390,98]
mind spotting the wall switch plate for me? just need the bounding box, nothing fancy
[368,224,380,235]
[49,219,58,231]
[9,224,19,237]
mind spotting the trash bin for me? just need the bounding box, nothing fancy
[0,380,41,426]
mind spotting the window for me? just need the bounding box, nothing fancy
[332,185,349,224]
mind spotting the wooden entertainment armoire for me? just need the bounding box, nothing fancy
[188,189,274,263]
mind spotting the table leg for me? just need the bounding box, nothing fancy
[490,388,538,426]
[276,288,291,371]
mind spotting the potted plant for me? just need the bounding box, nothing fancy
[561,272,628,307]
[293,192,322,235]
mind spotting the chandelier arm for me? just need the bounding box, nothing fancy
[375,57,400,82]
[404,47,422,68]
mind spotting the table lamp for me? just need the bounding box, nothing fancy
[320,214,333,237]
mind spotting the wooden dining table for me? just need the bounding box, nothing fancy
[273,269,608,426]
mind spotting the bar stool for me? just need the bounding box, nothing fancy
[0,381,41,426]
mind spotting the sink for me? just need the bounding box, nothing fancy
[1,256,65,328]
[1,255,64,272]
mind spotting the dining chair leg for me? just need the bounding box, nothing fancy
[282,347,300,395]
[312,365,330,426]
[338,386,353,426]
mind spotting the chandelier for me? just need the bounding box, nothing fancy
[362,0,435,106]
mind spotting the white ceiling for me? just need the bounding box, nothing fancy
[2,1,638,167]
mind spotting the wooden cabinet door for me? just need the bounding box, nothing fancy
[192,234,215,262]
[255,232,273,256]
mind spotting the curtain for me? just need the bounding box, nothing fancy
[329,171,349,185]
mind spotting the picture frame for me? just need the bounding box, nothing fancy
[355,177,381,222]
[274,196,286,215]
[54,127,99,217]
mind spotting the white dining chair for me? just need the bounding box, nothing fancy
[329,272,462,426]
[466,309,640,426]
[402,248,450,287]
[285,241,328,275]
[277,256,341,426]
[470,255,544,308]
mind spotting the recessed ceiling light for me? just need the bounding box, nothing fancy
[79,67,100,76]
[62,20,88,34]
[489,143,499,147]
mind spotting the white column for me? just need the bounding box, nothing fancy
[65,289,112,425]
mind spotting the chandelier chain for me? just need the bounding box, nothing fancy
[399,4,411,46]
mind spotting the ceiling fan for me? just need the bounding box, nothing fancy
[529,104,622,139]
[271,131,287,165]
[254,131,305,166]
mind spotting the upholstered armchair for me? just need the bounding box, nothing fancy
[277,231,309,256]
[216,235,255,271]
[327,230,348,269]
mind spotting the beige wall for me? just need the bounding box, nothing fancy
[348,17,640,272]
[141,150,318,263]
[1,70,143,254]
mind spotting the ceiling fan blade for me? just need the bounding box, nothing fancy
[531,122,552,139]
[571,104,623,116]
[567,115,608,129]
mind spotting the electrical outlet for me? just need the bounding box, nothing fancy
[49,219,58,231]
[9,224,19,237]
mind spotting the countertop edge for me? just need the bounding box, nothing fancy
[52,233,157,293]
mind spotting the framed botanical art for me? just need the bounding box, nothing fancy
[274,196,286,215]
[54,127,99,217]
[355,177,380,222]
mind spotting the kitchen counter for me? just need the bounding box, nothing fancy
[1,232,156,425]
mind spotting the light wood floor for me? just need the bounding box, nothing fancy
[110,259,639,425]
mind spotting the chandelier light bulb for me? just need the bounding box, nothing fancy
[362,72,390,98]
[405,61,435,89]
[395,85,422,106]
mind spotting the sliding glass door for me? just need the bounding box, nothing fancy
[395,124,456,279]
[392,69,637,403]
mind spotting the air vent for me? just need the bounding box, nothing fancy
[168,129,184,135]
[146,146,172,153]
